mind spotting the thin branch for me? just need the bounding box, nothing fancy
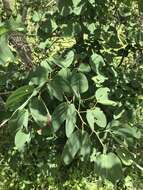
[46,0,55,8]
[93,130,105,149]
[0,91,12,95]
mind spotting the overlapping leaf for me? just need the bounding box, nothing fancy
[29,97,49,127]
[65,104,77,138]
[95,153,122,183]
[52,102,69,132]
[86,107,107,129]
[6,85,34,110]
[95,87,117,106]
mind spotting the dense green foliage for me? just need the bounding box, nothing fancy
[0,0,143,189]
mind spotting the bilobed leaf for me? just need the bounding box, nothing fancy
[15,130,31,151]
[65,104,77,138]
[52,102,68,132]
[54,50,74,68]
[95,87,117,106]
[95,153,122,183]
[62,130,81,165]
[87,108,107,128]
[29,97,48,127]
[70,72,88,96]
[6,85,34,111]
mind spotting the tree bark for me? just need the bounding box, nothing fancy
[2,0,15,18]
[2,0,33,69]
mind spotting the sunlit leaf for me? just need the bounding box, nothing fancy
[95,87,117,106]
[86,108,107,129]
[54,50,74,68]
[15,130,31,151]
[95,153,122,183]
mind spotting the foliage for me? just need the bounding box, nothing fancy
[0,0,143,187]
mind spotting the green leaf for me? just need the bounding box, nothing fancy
[86,109,95,131]
[95,153,122,183]
[87,107,107,128]
[95,87,117,106]
[0,35,14,64]
[30,60,52,86]
[92,74,108,87]
[79,131,91,160]
[32,11,41,22]
[72,0,81,7]
[87,23,96,34]
[62,130,81,165]
[58,68,72,93]
[48,77,64,101]
[7,15,25,32]
[116,148,134,166]
[92,107,107,128]
[29,97,48,127]
[15,130,31,151]
[70,72,88,96]
[38,16,57,37]
[57,0,73,16]
[88,0,95,5]
[16,109,29,130]
[65,104,77,138]
[112,126,141,140]
[78,63,91,73]
[8,109,29,131]
[90,53,105,74]
[62,130,91,165]
[48,68,72,101]
[54,50,74,68]
[72,0,84,15]
[6,85,34,111]
[52,102,68,132]
[0,24,8,36]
